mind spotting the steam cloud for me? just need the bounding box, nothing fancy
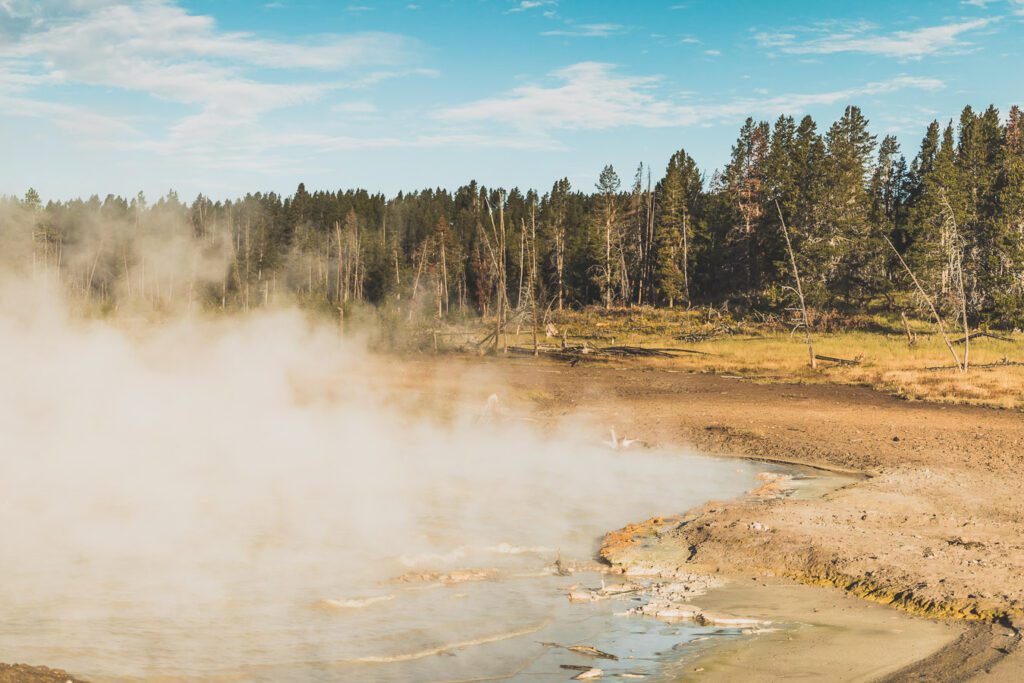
[0,266,755,680]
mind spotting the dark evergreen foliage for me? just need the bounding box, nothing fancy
[5,104,1024,326]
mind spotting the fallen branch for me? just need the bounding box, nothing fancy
[675,325,736,343]
[602,345,710,357]
[814,354,862,366]
[925,358,1024,371]
[504,344,714,362]
[952,331,1014,345]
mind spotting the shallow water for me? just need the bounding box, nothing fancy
[1,447,772,682]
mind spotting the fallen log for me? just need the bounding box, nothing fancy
[814,354,862,366]
[620,346,713,356]
[506,345,711,360]
[505,346,584,363]
[602,345,710,357]
[952,331,1014,345]
[925,358,1024,371]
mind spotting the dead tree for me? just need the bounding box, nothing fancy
[775,201,816,370]
[884,235,964,372]
[525,204,540,355]
[482,193,509,352]
[940,192,971,371]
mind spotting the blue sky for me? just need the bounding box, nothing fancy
[1,0,1021,201]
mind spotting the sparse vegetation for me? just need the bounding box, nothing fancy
[428,306,1024,410]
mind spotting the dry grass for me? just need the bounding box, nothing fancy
[458,307,1024,411]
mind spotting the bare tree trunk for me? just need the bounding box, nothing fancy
[555,229,565,311]
[527,206,539,355]
[776,201,816,370]
[900,311,916,345]
[439,234,449,315]
[884,236,963,372]
[409,238,430,321]
[604,217,612,309]
[498,196,507,352]
[941,193,970,371]
[335,221,343,304]
[682,213,690,305]
[482,195,509,352]
[956,260,970,371]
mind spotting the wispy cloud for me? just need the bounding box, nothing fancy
[0,1,424,155]
[962,0,1023,10]
[436,62,944,135]
[436,63,668,132]
[541,23,625,37]
[755,18,996,59]
[0,93,140,139]
[508,0,555,12]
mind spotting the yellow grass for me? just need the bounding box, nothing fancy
[484,307,1024,411]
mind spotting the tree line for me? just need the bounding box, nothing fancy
[4,103,1024,327]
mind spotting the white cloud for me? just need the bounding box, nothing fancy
[0,1,424,155]
[961,0,1021,9]
[755,18,996,59]
[436,63,670,133]
[541,23,624,37]
[0,93,139,138]
[436,62,944,134]
[271,131,555,152]
[508,0,554,12]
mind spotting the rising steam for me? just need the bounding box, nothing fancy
[0,262,756,680]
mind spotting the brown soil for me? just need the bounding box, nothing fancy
[0,664,88,683]
[461,356,1024,678]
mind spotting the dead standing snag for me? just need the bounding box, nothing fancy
[883,235,964,373]
[775,200,816,370]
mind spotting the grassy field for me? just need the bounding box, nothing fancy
[437,306,1024,411]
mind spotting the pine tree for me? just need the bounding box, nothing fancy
[724,118,770,293]
[820,105,878,304]
[763,115,799,290]
[955,105,1004,316]
[23,188,41,211]
[595,165,621,308]
[990,106,1024,323]
[870,135,907,246]
[907,123,963,303]
[655,148,702,306]
[541,178,571,311]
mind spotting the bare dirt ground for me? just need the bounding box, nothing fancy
[464,356,1024,680]
[0,664,87,683]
